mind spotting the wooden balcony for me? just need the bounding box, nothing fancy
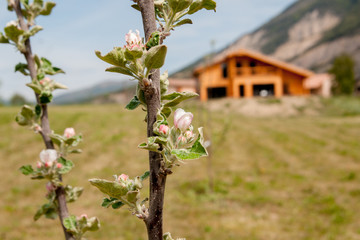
[235,66,279,76]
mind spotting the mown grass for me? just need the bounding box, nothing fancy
[1,98,360,240]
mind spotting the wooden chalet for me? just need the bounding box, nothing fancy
[193,49,315,101]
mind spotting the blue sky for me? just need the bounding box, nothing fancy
[0,0,296,101]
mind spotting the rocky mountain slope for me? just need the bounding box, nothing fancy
[172,0,360,79]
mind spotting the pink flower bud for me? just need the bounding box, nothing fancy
[46,182,56,192]
[36,161,42,169]
[174,108,193,132]
[34,124,42,133]
[118,174,129,182]
[64,128,76,138]
[125,29,144,49]
[56,163,62,169]
[177,136,187,146]
[80,214,88,219]
[44,161,53,168]
[159,124,169,136]
[185,130,194,140]
[39,77,51,85]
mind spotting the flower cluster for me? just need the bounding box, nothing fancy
[125,30,144,50]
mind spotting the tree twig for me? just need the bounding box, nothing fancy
[12,1,74,239]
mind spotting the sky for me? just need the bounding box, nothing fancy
[0,0,296,101]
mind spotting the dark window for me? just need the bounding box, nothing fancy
[239,85,244,97]
[207,87,227,99]
[236,61,242,68]
[253,84,274,97]
[250,61,257,67]
[222,63,228,78]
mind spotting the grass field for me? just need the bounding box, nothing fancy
[1,97,360,240]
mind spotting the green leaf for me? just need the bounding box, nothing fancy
[89,179,128,199]
[144,45,167,70]
[4,23,24,44]
[126,95,141,110]
[20,105,35,120]
[25,25,43,38]
[83,217,101,232]
[58,157,74,174]
[95,48,126,67]
[106,66,135,78]
[35,104,42,117]
[64,135,82,146]
[39,1,56,15]
[171,127,208,160]
[63,215,78,233]
[26,83,42,94]
[49,133,65,147]
[126,190,139,203]
[53,82,68,89]
[125,48,143,61]
[39,91,53,104]
[138,136,167,152]
[168,0,192,13]
[0,32,9,43]
[140,171,150,181]
[34,203,57,221]
[19,165,34,175]
[160,70,169,95]
[188,0,216,14]
[15,63,29,75]
[163,91,198,107]
[65,185,83,203]
[101,197,125,209]
[131,4,141,11]
[161,107,172,118]
[174,18,193,27]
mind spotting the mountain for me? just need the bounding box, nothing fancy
[53,80,136,104]
[172,0,360,79]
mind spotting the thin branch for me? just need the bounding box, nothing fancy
[138,0,168,239]
[12,1,74,239]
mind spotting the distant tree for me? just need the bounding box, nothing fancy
[329,54,356,95]
[10,93,27,106]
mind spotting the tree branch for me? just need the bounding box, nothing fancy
[138,1,167,239]
[12,1,74,239]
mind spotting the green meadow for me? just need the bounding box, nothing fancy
[1,97,360,240]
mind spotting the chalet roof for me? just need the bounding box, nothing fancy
[169,78,197,87]
[195,48,314,77]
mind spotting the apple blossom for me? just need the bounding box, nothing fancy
[36,161,42,169]
[118,174,129,182]
[39,77,51,85]
[125,29,144,50]
[174,108,193,132]
[184,130,194,141]
[177,136,187,147]
[159,124,169,136]
[64,127,76,138]
[40,149,58,167]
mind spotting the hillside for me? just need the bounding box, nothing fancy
[172,0,360,79]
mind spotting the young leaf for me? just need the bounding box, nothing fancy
[83,217,100,232]
[95,48,126,67]
[19,165,34,175]
[39,1,56,15]
[163,91,198,107]
[15,63,29,75]
[126,95,141,110]
[140,171,150,181]
[58,157,74,174]
[144,45,167,70]
[106,66,136,78]
[0,32,10,43]
[188,0,216,15]
[63,215,78,233]
[89,179,128,199]
[101,197,124,209]
[174,18,193,27]
[26,83,42,94]
[168,0,192,13]
[4,23,24,43]
[39,91,53,104]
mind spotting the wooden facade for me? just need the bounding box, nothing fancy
[194,49,314,101]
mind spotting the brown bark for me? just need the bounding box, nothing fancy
[12,1,74,239]
[138,1,167,239]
